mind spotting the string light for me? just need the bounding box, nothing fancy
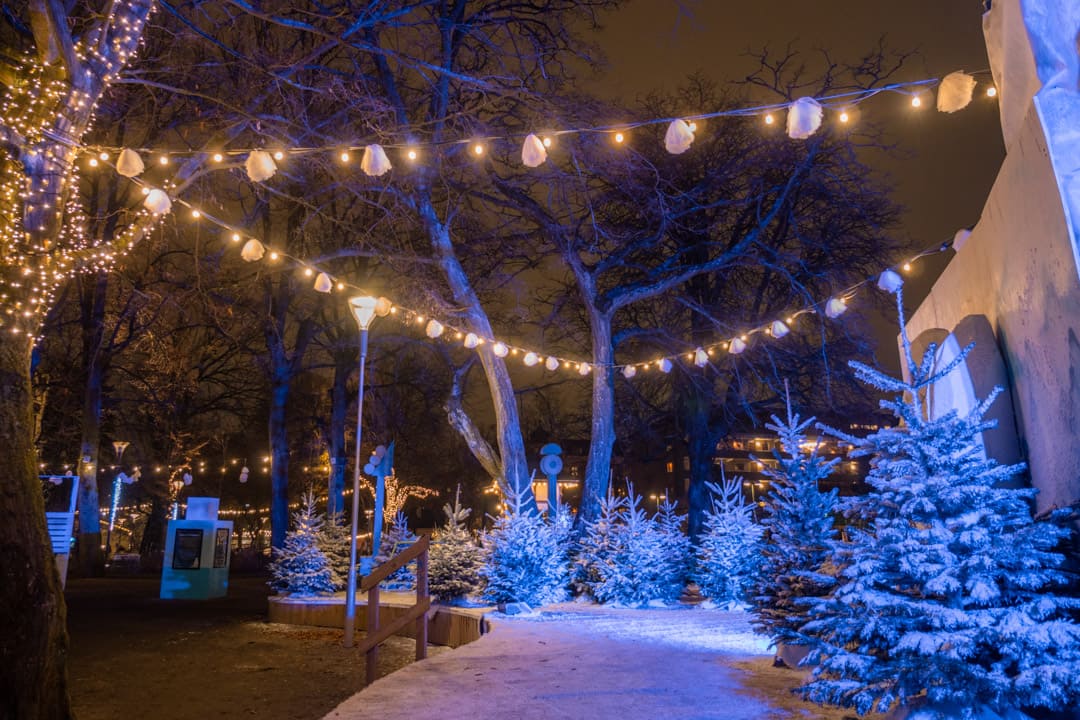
[986,86,997,98]
[911,96,923,108]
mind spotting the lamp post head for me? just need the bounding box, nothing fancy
[349,295,378,330]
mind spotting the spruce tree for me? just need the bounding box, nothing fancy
[429,488,484,603]
[696,473,762,606]
[374,511,418,590]
[751,397,840,654]
[268,493,336,596]
[800,289,1080,718]
[318,511,351,591]
[480,488,569,608]
[656,497,692,599]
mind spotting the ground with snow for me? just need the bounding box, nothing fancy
[324,602,871,719]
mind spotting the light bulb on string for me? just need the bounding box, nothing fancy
[911,95,922,108]
[986,86,997,98]
[613,131,625,144]
[764,114,775,125]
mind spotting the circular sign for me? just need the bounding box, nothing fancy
[539,454,563,476]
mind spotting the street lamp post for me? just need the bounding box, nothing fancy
[105,441,129,556]
[344,295,379,648]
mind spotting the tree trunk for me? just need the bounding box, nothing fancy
[581,311,616,523]
[685,393,724,542]
[418,197,534,510]
[0,333,72,719]
[268,375,291,550]
[74,271,109,576]
[327,349,352,518]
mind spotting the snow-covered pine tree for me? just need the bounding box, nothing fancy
[374,511,418,590]
[429,487,484,604]
[576,486,691,606]
[750,394,841,656]
[268,493,336,596]
[318,511,351,591]
[480,486,569,608]
[656,497,692,600]
[696,472,762,606]
[800,288,1080,718]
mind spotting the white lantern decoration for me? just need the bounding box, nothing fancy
[464,332,480,349]
[375,297,393,317]
[116,148,145,177]
[729,337,747,354]
[182,472,193,486]
[877,269,904,293]
[544,356,559,371]
[664,119,695,154]
[313,272,333,293]
[658,358,673,373]
[770,320,790,338]
[578,362,592,376]
[361,144,392,177]
[143,188,172,215]
[241,239,265,262]
[786,97,824,139]
[521,133,548,167]
[245,150,277,182]
[239,466,250,483]
[936,71,976,113]
[425,319,445,338]
[492,342,509,358]
[693,347,708,367]
[825,297,848,319]
[523,351,540,367]
[622,365,637,379]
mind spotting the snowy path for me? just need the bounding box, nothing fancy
[323,604,858,720]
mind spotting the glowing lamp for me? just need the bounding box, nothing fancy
[361,144,392,177]
[521,133,547,167]
[348,295,378,330]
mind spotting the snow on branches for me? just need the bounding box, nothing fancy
[268,493,335,596]
[696,473,762,607]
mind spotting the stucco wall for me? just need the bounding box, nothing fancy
[906,94,1080,514]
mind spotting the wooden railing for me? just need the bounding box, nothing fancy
[358,533,431,684]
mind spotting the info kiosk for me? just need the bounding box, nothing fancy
[160,497,233,599]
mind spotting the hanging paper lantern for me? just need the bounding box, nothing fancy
[239,466,249,483]
[143,188,172,215]
[116,148,145,177]
[622,365,637,379]
[464,332,480,349]
[313,272,333,293]
[545,356,559,371]
[664,119,695,154]
[825,297,848,318]
[523,352,540,367]
[770,320,790,338]
[182,472,193,486]
[578,362,592,376]
[245,150,277,182]
[521,133,548,167]
[693,348,708,367]
[658,358,673,373]
[877,269,904,293]
[787,97,824,139]
[374,297,393,317]
[729,337,747,354]
[241,239,265,262]
[492,342,509,358]
[936,71,976,113]
[361,144,392,177]
[425,319,445,338]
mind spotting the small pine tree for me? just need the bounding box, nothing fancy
[750,396,841,653]
[696,473,762,606]
[374,511,418,590]
[318,511,352,591]
[800,289,1080,717]
[268,493,336,596]
[656,497,692,599]
[429,487,484,603]
[480,487,569,608]
[576,486,689,606]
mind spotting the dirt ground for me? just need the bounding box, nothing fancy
[66,575,446,720]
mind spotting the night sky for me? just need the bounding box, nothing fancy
[592,0,1005,370]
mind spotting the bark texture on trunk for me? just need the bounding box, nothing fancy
[684,395,724,542]
[0,335,72,720]
[268,377,291,550]
[581,311,615,523]
[327,350,352,518]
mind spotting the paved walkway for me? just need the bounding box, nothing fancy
[323,605,856,720]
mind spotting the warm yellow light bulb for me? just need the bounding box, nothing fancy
[98,152,109,161]
[340,151,350,163]
[764,114,775,125]
[839,111,850,123]
[986,86,997,98]
[212,153,223,162]
[88,158,98,167]
[542,137,552,147]
[613,132,625,144]
[407,149,417,160]
[191,209,200,218]
[159,155,169,164]
[473,144,484,156]
[911,96,922,108]
[273,151,284,160]
[902,262,912,272]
